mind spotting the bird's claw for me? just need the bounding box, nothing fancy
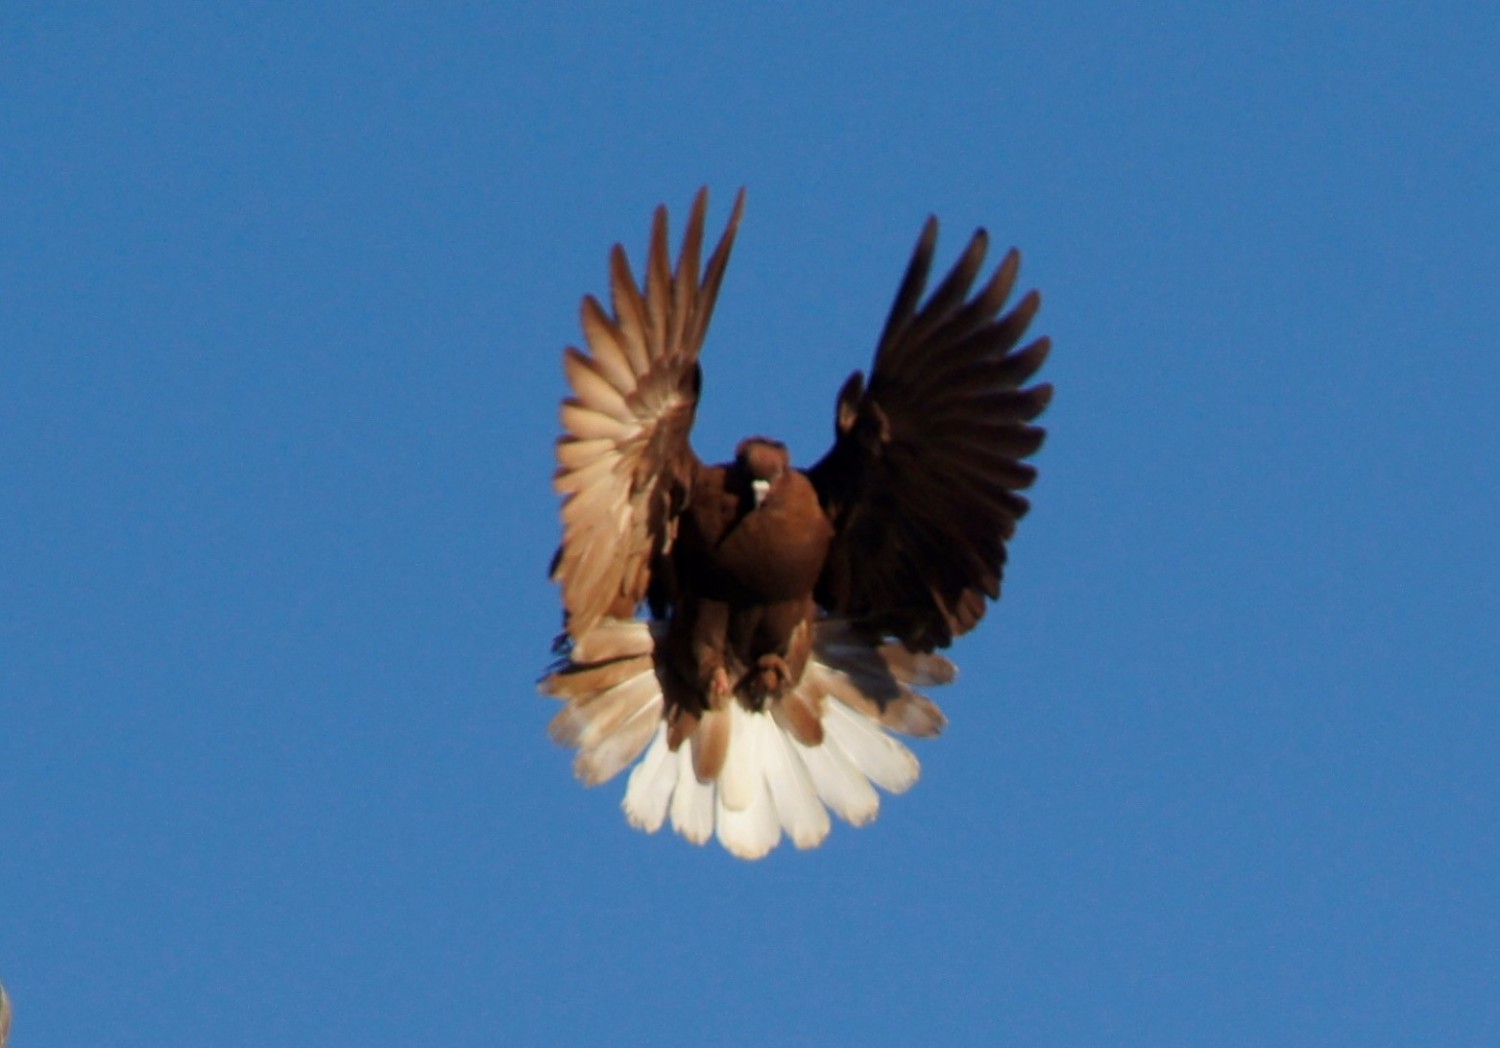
[709,666,733,702]
[753,654,793,699]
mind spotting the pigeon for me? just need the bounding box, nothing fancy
[543,189,1051,858]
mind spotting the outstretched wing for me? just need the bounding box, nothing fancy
[552,188,746,641]
[807,218,1052,652]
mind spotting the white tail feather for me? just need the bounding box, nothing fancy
[795,727,882,827]
[574,691,661,785]
[821,700,920,794]
[717,701,760,812]
[544,616,950,859]
[622,724,677,832]
[570,670,659,750]
[715,713,782,859]
[670,737,715,844]
[762,715,832,849]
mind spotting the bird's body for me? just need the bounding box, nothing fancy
[652,440,835,778]
[543,189,1051,858]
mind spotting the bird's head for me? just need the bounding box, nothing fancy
[734,437,790,507]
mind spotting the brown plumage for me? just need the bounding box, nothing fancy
[543,189,1051,858]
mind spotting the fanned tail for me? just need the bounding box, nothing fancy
[540,617,952,859]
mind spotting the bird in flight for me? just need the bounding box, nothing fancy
[542,189,1051,858]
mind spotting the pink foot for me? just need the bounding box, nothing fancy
[709,666,733,702]
[754,653,793,699]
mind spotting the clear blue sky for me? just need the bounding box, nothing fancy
[3,3,1496,1045]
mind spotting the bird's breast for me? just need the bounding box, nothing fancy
[679,469,832,604]
[716,472,832,602]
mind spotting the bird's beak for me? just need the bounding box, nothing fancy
[751,479,771,507]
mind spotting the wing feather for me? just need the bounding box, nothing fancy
[579,296,639,389]
[808,221,1052,651]
[552,188,747,639]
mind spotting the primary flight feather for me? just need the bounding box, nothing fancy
[543,188,1052,858]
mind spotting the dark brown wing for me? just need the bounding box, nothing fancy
[552,188,745,641]
[806,218,1052,651]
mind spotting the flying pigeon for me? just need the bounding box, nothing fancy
[542,189,1051,858]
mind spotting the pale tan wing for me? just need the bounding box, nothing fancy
[807,219,1052,652]
[552,188,746,640]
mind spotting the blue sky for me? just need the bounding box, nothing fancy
[2,3,1496,1044]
